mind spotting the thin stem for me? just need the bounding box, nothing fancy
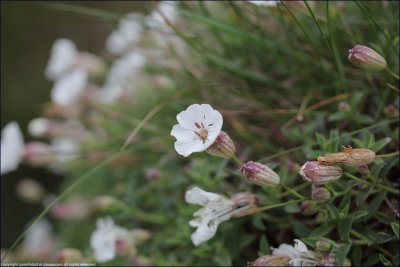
[113,199,168,225]
[351,229,394,258]
[281,183,305,200]
[272,183,309,199]
[376,151,399,158]
[386,83,400,93]
[239,199,304,217]
[344,172,399,195]
[231,155,244,166]
[386,68,400,80]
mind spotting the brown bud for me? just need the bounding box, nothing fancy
[299,161,342,185]
[318,146,376,166]
[56,248,82,263]
[206,131,236,159]
[348,44,387,71]
[230,192,259,217]
[248,255,291,266]
[241,161,280,187]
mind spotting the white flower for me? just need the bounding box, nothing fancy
[50,137,79,164]
[272,239,319,266]
[28,118,51,138]
[185,187,233,246]
[45,39,78,80]
[22,219,56,260]
[1,122,24,175]
[147,1,179,30]
[106,13,144,56]
[247,0,278,6]
[90,217,129,263]
[171,104,223,157]
[51,68,88,106]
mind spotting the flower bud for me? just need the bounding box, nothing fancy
[348,44,387,71]
[316,238,333,252]
[16,178,45,203]
[130,229,152,245]
[248,255,291,266]
[146,168,160,182]
[22,142,55,167]
[241,161,280,187]
[315,212,326,224]
[311,187,331,203]
[92,195,117,211]
[230,192,259,217]
[56,248,82,263]
[338,101,351,112]
[301,200,318,215]
[299,161,342,185]
[318,147,376,166]
[384,104,399,117]
[206,131,236,159]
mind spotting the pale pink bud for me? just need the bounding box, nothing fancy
[56,248,82,263]
[206,131,236,159]
[241,161,280,187]
[16,178,45,203]
[92,195,117,211]
[146,168,160,182]
[338,101,351,112]
[348,44,387,71]
[311,186,331,203]
[299,161,342,185]
[384,104,399,117]
[230,192,259,217]
[248,255,291,266]
[22,142,55,167]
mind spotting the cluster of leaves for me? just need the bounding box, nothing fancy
[13,1,398,266]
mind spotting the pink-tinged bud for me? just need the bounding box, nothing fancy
[51,197,91,220]
[241,161,280,187]
[338,101,351,112]
[76,52,107,80]
[206,131,236,159]
[316,238,333,252]
[230,192,259,217]
[248,255,291,266]
[301,200,318,216]
[16,178,45,203]
[311,186,331,203]
[348,44,387,71]
[22,142,55,167]
[115,238,137,257]
[384,104,399,117]
[146,168,161,182]
[299,161,342,185]
[56,248,82,263]
[92,195,117,211]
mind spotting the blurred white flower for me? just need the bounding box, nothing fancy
[1,122,24,175]
[106,13,144,56]
[90,217,129,263]
[51,68,88,106]
[22,219,57,260]
[28,117,52,138]
[272,239,319,266]
[247,0,278,6]
[45,38,78,80]
[50,137,79,163]
[98,52,146,104]
[147,1,179,30]
[171,104,223,157]
[185,187,233,246]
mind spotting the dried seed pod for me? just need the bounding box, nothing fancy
[318,146,376,166]
[248,255,291,266]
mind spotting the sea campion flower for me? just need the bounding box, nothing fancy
[185,186,259,246]
[45,38,78,80]
[51,68,88,107]
[1,122,24,175]
[171,104,223,157]
[241,161,280,187]
[299,161,342,185]
[348,44,387,71]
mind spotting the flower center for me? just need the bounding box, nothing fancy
[194,122,208,144]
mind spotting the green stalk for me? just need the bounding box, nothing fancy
[344,172,399,195]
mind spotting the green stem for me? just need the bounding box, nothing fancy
[272,183,309,199]
[376,151,399,158]
[351,229,394,258]
[231,155,244,166]
[240,199,304,216]
[113,200,168,225]
[386,68,400,80]
[344,172,399,195]
[281,183,305,200]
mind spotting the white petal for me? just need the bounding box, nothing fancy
[294,239,309,252]
[272,243,298,259]
[170,124,197,142]
[45,39,78,80]
[176,104,203,130]
[51,138,79,163]
[191,222,217,246]
[28,118,50,138]
[1,122,24,175]
[174,139,205,157]
[247,1,278,6]
[51,69,88,106]
[185,187,222,205]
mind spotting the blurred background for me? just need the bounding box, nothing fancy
[1,1,147,248]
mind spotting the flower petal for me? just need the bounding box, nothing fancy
[176,104,203,131]
[51,69,88,106]
[191,222,217,246]
[294,239,308,252]
[1,122,24,175]
[174,139,205,157]
[170,124,197,142]
[185,186,222,205]
[45,39,78,80]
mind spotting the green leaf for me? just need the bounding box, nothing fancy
[363,253,380,266]
[315,132,327,150]
[351,246,362,266]
[293,221,312,237]
[310,222,336,237]
[372,232,395,244]
[352,210,369,221]
[252,213,266,231]
[284,203,301,213]
[334,244,351,266]
[338,216,353,241]
[391,222,400,239]
[364,192,387,221]
[356,186,372,205]
[326,204,340,220]
[300,237,318,248]
[369,137,392,152]
[258,235,270,255]
[379,254,392,266]
[338,191,352,215]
